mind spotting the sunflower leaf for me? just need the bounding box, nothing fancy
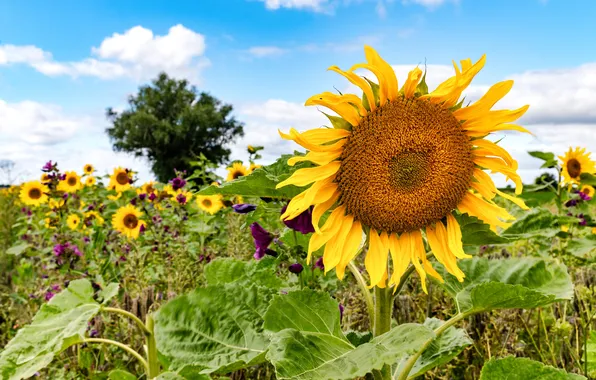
[455,213,509,246]
[0,279,119,380]
[580,173,596,186]
[502,208,577,240]
[415,71,429,96]
[204,257,287,290]
[479,357,586,379]
[583,331,596,377]
[434,257,573,314]
[321,111,352,131]
[528,151,558,168]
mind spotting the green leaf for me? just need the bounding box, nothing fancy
[480,357,586,379]
[456,213,509,246]
[434,257,573,313]
[0,279,118,380]
[580,173,596,186]
[108,369,137,380]
[345,331,373,347]
[5,243,29,255]
[156,372,208,380]
[264,289,344,339]
[197,154,311,199]
[566,235,596,260]
[154,285,271,375]
[518,190,557,208]
[584,331,596,377]
[502,208,576,240]
[204,258,247,285]
[321,112,351,131]
[99,283,120,305]
[406,318,472,378]
[528,151,558,168]
[204,257,286,289]
[263,289,433,379]
[416,71,429,96]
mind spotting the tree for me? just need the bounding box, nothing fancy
[106,73,244,183]
[534,172,558,190]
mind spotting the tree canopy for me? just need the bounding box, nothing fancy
[106,73,244,183]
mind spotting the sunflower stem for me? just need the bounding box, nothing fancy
[373,286,393,380]
[348,261,374,330]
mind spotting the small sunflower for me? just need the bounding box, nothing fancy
[580,185,595,199]
[57,171,82,193]
[112,204,146,239]
[109,167,132,192]
[107,192,122,201]
[49,198,65,210]
[84,210,105,226]
[45,213,59,229]
[278,46,530,291]
[226,162,249,181]
[196,194,224,214]
[19,181,49,206]
[559,147,596,185]
[40,173,51,183]
[85,176,96,186]
[67,214,81,230]
[83,164,95,175]
[138,181,158,196]
[249,163,262,173]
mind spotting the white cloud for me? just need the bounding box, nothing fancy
[0,25,209,82]
[247,46,287,58]
[402,0,455,8]
[257,0,332,11]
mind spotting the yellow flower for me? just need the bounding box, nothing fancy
[112,204,146,239]
[196,194,224,215]
[85,176,96,186]
[19,181,49,206]
[592,227,596,234]
[138,181,158,196]
[226,162,249,181]
[83,164,95,175]
[109,167,132,192]
[40,173,51,183]
[57,171,82,193]
[49,198,65,210]
[278,46,530,292]
[249,163,262,173]
[84,211,105,226]
[45,213,59,230]
[561,225,569,232]
[107,192,122,201]
[558,147,596,185]
[67,214,81,230]
[580,185,594,199]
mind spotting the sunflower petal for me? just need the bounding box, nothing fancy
[312,190,341,234]
[453,80,514,120]
[426,223,465,282]
[335,220,364,280]
[307,205,345,263]
[279,128,348,152]
[305,92,363,126]
[473,156,523,194]
[473,139,518,169]
[365,229,390,287]
[349,63,388,106]
[411,230,443,283]
[402,67,423,99]
[388,233,411,288]
[446,214,473,259]
[328,65,376,111]
[458,192,514,230]
[276,161,340,189]
[287,149,343,167]
[363,45,398,101]
[323,214,354,274]
[281,177,336,221]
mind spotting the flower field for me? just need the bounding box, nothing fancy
[1,48,596,380]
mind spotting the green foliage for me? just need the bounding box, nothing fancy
[434,257,573,314]
[154,285,271,375]
[566,235,596,260]
[108,369,137,380]
[105,72,244,182]
[197,154,310,199]
[264,289,434,380]
[479,357,586,379]
[580,173,596,186]
[0,279,119,380]
[584,331,596,377]
[528,151,558,168]
[503,208,577,240]
[204,257,287,289]
[455,213,509,246]
[5,243,29,256]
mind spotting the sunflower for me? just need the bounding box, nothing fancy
[249,163,262,173]
[138,181,158,196]
[67,214,81,230]
[57,171,82,193]
[19,181,49,206]
[40,173,51,183]
[45,213,59,229]
[580,185,595,199]
[84,210,105,226]
[107,192,122,201]
[109,167,132,192]
[226,162,249,181]
[83,164,95,175]
[85,176,96,186]
[112,204,146,239]
[49,198,65,210]
[196,194,224,214]
[277,46,530,291]
[558,147,596,185]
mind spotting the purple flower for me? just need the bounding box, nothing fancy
[62,193,69,200]
[130,198,137,206]
[140,224,146,233]
[51,284,61,291]
[152,215,162,224]
[83,236,90,244]
[53,244,65,257]
[253,250,266,260]
[250,222,273,260]
[289,263,304,274]
[89,329,99,338]
[314,257,325,271]
[170,177,186,191]
[139,193,147,201]
[565,199,578,207]
[281,205,315,234]
[579,191,592,201]
[339,304,344,320]
[579,218,587,226]
[45,291,55,301]
[176,193,187,204]
[72,246,82,257]
[60,174,67,181]
[232,204,257,214]
[149,193,157,201]
[42,161,54,172]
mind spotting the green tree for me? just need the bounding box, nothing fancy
[106,73,244,183]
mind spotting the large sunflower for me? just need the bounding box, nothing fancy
[19,181,49,206]
[58,171,82,193]
[558,147,595,185]
[109,167,132,192]
[196,194,224,214]
[278,46,530,291]
[226,162,249,181]
[112,204,146,239]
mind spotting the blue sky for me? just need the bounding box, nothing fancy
[1,0,595,185]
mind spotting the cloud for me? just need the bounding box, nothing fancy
[402,0,456,8]
[0,25,209,82]
[247,46,288,58]
[256,0,332,12]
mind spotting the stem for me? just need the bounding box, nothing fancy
[373,286,392,337]
[146,314,160,378]
[102,306,151,335]
[348,261,374,329]
[81,338,149,372]
[396,312,469,380]
[517,312,548,364]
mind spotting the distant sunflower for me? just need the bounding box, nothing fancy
[58,171,82,193]
[112,204,146,239]
[249,163,262,173]
[139,181,158,196]
[559,147,596,185]
[49,198,65,210]
[45,214,59,229]
[40,173,51,183]
[85,176,96,186]
[278,46,530,291]
[85,210,105,226]
[83,164,95,175]
[19,181,49,206]
[226,162,249,181]
[109,167,132,192]
[580,185,595,199]
[196,194,224,215]
[67,214,81,230]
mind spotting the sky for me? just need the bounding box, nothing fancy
[1,0,596,187]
